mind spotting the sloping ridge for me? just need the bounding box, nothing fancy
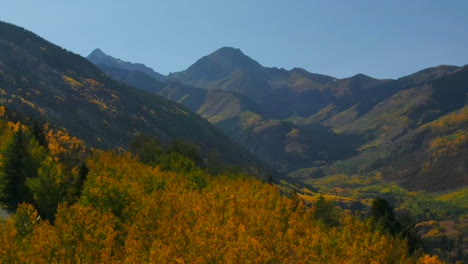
[88,48,166,81]
[320,66,468,192]
[0,21,273,176]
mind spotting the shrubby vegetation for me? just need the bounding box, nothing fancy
[302,173,467,223]
[285,172,467,263]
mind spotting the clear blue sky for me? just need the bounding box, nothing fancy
[2,0,467,79]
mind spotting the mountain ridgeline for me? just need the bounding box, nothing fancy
[0,21,274,178]
[88,47,467,193]
[87,48,166,82]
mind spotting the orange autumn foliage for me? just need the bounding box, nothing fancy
[0,152,433,263]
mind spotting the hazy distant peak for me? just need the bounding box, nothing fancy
[87,48,118,64]
[338,73,377,82]
[88,48,106,57]
[291,67,310,74]
[351,73,374,79]
[87,48,133,66]
[212,47,245,57]
[87,48,166,81]
[168,46,265,85]
[206,46,262,68]
[212,47,251,61]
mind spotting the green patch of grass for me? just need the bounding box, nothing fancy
[435,187,468,208]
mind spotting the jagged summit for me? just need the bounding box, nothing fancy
[196,46,263,73]
[211,46,246,58]
[88,48,106,57]
[168,46,264,87]
[87,48,166,81]
[348,73,375,80]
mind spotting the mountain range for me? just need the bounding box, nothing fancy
[88,47,467,192]
[0,19,465,263]
[0,21,273,178]
[0,18,465,194]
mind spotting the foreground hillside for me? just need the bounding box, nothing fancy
[0,116,442,263]
[0,21,272,177]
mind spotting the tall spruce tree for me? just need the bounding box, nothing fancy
[32,121,48,149]
[313,195,341,227]
[76,162,88,197]
[370,196,401,234]
[26,157,63,221]
[1,126,28,204]
[370,196,422,254]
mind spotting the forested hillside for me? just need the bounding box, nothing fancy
[88,48,468,262]
[0,112,445,263]
[295,67,468,192]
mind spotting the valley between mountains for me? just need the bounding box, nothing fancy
[88,47,467,194]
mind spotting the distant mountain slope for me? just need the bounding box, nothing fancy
[382,106,467,191]
[169,47,460,122]
[89,53,358,172]
[87,47,466,192]
[0,21,273,176]
[297,66,468,192]
[215,112,361,172]
[92,62,263,122]
[168,47,344,118]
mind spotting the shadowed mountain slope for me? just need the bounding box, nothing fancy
[88,47,466,192]
[0,21,274,177]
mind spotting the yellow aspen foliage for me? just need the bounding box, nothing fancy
[0,106,5,118]
[429,129,467,160]
[0,218,20,263]
[417,254,445,264]
[0,120,14,150]
[428,106,467,131]
[0,151,437,263]
[44,124,86,162]
[7,120,22,132]
[16,203,118,264]
[62,75,82,88]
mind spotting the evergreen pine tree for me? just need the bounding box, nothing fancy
[26,157,63,221]
[370,196,422,254]
[313,195,341,227]
[370,196,401,234]
[76,162,88,197]
[32,121,48,149]
[1,126,28,204]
